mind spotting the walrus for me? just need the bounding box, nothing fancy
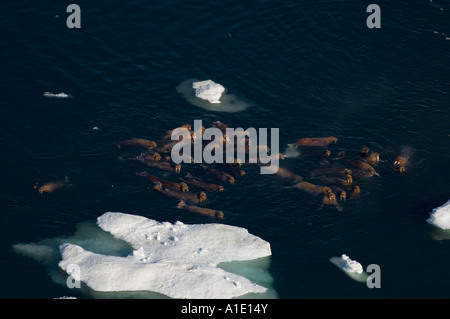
[212,121,229,132]
[139,158,181,174]
[394,156,408,173]
[136,171,189,192]
[36,177,71,194]
[360,146,370,156]
[153,182,206,204]
[331,186,347,201]
[310,167,352,178]
[320,192,343,212]
[295,136,338,147]
[136,152,161,164]
[342,158,379,177]
[365,152,380,166]
[160,124,192,141]
[117,138,157,150]
[349,185,361,199]
[209,168,235,184]
[293,181,333,196]
[184,173,224,192]
[177,200,224,219]
[274,167,303,183]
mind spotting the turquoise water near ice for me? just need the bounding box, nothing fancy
[2,0,450,298]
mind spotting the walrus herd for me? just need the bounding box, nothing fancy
[35,121,411,218]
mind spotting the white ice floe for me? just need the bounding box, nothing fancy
[57,212,272,299]
[192,80,225,104]
[329,254,368,282]
[426,199,450,230]
[43,92,71,98]
[176,78,249,112]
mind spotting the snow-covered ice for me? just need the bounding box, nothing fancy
[329,254,368,282]
[14,212,275,299]
[426,199,450,230]
[176,78,249,112]
[43,92,71,98]
[192,80,225,104]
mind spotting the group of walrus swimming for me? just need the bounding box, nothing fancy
[35,121,410,217]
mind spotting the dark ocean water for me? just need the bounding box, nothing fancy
[1,0,450,298]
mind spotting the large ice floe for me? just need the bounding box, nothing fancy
[329,254,368,283]
[427,199,450,230]
[14,212,275,299]
[176,78,250,112]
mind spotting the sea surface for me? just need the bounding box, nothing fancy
[1,0,450,298]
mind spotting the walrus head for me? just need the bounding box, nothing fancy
[343,173,353,186]
[181,124,191,131]
[352,186,360,196]
[330,137,338,143]
[217,185,225,192]
[324,150,331,157]
[215,211,224,219]
[396,165,406,173]
[343,168,352,175]
[368,152,379,164]
[228,176,235,184]
[198,192,207,203]
[360,146,370,156]
[174,164,181,174]
[152,152,161,161]
[339,191,347,201]
[394,156,407,166]
[178,182,189,192]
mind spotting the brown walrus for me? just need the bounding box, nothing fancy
[320,192,343,211]
[313,173,353,187]
[177,200,224,219]
[160,124,192,141]
[136,154,181,173]
[365,152,380,166]
[274,167,303,183]
[342,158,379,178]
[360,146,370,156]
[331,186,347,201]
[153,182,206,204]
[35,177,71,194]
[209,168,235,184]
[295,136,338,147]
[293,181,333,196]
[136,152,161,163]
[184,173,224,192]
[394,156,408,173]
[349,185,361,199]
[117,138,157,150]
[136,171,189,192]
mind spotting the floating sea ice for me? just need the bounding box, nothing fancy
[426,199,450,230]
[57,212,272,299]
[43,92,71,98]
[192,80,225,104]
[329,254,368,282]
[176,78,249,112]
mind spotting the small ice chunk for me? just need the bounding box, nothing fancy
[330,254,368,283]
[192,80,225,104]
[339,254,363,274]
[43,92,71,98]
[427,199,450,230]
